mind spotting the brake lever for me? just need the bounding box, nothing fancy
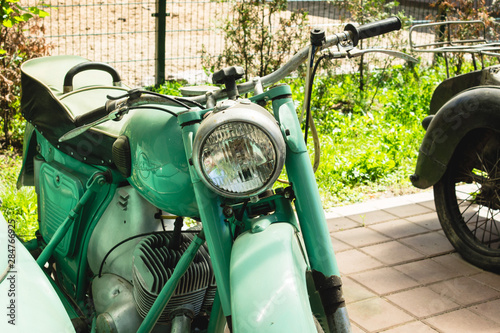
[348,48,419,63]
[58,106,129,142]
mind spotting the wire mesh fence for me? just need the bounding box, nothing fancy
[22,0,494,86]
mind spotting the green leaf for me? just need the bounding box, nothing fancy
[21,13,33,21]
[38,9,49,18]
[2,19,13,28]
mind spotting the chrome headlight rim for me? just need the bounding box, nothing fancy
[192,101,286,199]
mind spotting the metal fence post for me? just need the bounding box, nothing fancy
[155,0,167,85]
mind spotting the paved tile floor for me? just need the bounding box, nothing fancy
[326,191,500,333]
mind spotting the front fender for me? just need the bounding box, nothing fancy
[412,86,500,189]
[230,222,316,332]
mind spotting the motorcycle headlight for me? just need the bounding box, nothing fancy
[192,101,286,199]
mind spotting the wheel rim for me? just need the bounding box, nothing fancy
[451,133,500,253]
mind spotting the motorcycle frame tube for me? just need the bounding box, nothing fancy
[137,232,206,333]
[76,178,119,304]
[207,291,227,333]
[180,121,233,323]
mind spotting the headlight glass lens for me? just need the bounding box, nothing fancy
[200,122,277,196]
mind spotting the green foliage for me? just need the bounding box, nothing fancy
[147,80,183,96]
[426,0,498,74]
[286,62,447,206]
[0,0,51,150]
[338,0,400,24]
[0,0,49,31]
[201,0,308,80]
[0,152,37,241]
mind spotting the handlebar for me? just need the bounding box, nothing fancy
[61,17,405,142]
[74,106,108,127]
[344,17,401,47]
[189,16,402,104]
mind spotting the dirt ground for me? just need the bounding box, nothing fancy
[26,0,436,86]
[26,1,424,86]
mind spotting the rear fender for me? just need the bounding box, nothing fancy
[230,222,316,332]
[0,211,75,332]
[428,65,500,115]
[412,86,500,189]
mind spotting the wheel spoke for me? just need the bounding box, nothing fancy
[484,206,492,244]
[435,131,500,271]
[457,190,479,215]
[476,151,490,176]
[459,151,500,247]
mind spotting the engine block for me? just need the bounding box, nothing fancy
[132,232,215,322]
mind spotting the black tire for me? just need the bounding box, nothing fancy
[433,129,500,273]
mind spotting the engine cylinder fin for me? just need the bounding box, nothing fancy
[132,232,215,322]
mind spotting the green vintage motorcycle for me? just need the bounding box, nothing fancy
[1,18,407,332]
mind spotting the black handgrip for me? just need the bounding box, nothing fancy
[74,105,108,127]
[63,62,122,93]
[344,17,402,47]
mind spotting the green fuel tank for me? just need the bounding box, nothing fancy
[119,106,199,218]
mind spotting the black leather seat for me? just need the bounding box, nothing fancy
[21,55,130,165]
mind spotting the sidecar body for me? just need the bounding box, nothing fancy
[0,211,75,332]
[411,65,500,189]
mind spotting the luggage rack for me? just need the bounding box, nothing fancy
[409,20,500,77]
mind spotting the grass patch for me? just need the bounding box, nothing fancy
[0,151,37,241]
[286,62,446,207]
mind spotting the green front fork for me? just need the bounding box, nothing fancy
[272,90,351,333]
[181,121,233,329]
[175,85,350,332]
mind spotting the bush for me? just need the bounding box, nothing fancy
[0,1,51,150]
[286,62,447,205]
[201,0,308,80]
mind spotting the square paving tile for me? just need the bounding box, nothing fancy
[350,267,419,295]
[394,258,462,284]
[431,253,483,276]
[381,321,439,333]
[369,219,429,239]
[331,236,352,253]
[326,216,360,233]
[383,204,433,219]
[347,298,414,332]
[417,200,436,211]
[386,287,460,318]
[424,308,499,333]
[361,241,425,266]
[469,298,500,325]
[344,210,398,225]
[342,276,377,304]
[406,213,442,231]
[470,271,500,291]
[399,232,455,256]
[429,276,500,306]
[350,322,366,333]
[336,249,384,275]
[333,227,391,248]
